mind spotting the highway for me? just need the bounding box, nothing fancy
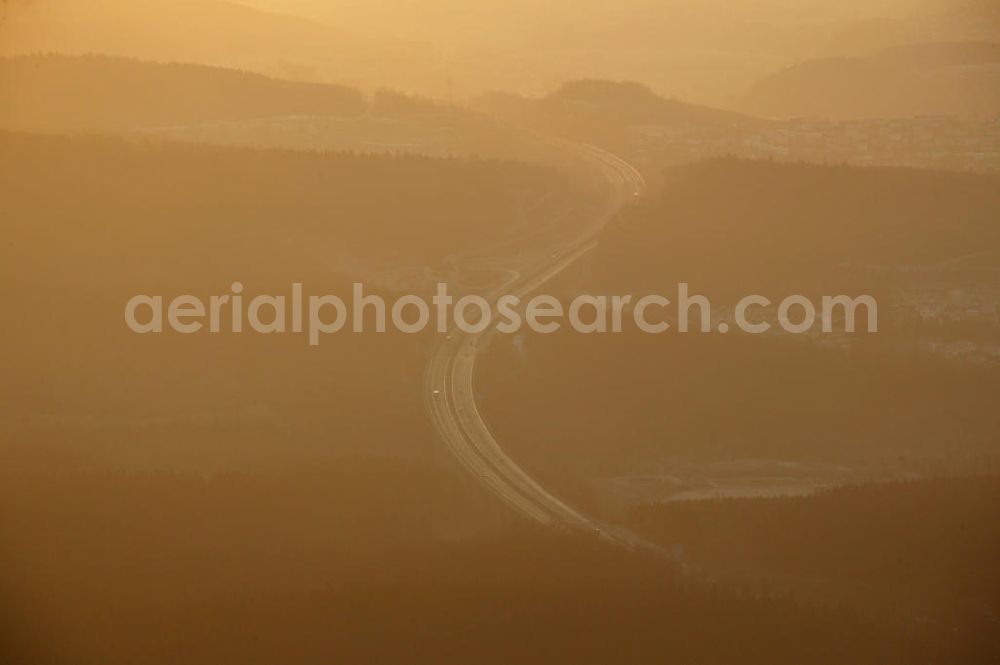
[424,138,648,547]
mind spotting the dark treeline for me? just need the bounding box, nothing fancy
[588,157,1000,299]
[0,130,560,472]
[634,476,1000,655]
[0,129,557,267]
[478,158,1000,479]
[0,463,987,665]
[479,325,1000,476]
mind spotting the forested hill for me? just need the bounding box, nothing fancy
[540,79,749,127]
[739,41,1000,119]
[474,79,759,153]
[0,54,369,131]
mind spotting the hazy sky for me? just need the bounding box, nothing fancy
[2,0,995,102]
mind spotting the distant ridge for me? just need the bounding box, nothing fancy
[542,79,750,127]
[469,78,760,153]
[0,54,369,131]
[739,41,1000,119]
[0,0,435,92]
[472,78,756,143]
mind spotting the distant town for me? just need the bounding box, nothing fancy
[633,114,1000,173]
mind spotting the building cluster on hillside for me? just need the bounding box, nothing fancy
[632,115,1000,173]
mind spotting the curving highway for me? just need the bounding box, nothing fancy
[424,139,647,547]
